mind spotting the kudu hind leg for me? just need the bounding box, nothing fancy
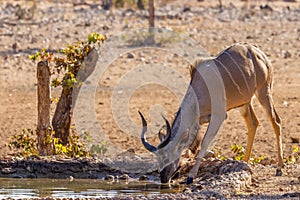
[256,87,284,176]
[239,103,259,163]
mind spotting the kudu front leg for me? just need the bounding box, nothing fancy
[186,60,227,184]
[186,113,226,184]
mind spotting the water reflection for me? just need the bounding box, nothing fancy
[0,178,183,198]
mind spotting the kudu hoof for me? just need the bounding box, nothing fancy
[276,169,282,176]
[186,177,193,185]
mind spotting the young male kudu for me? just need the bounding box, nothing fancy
[139,43,283,184]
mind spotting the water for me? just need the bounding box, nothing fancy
[0,178,184,198]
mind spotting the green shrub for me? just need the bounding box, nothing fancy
[9,129,90,158]
[30,32,106,91]
[285,145,300,164]
[8,129,38,157]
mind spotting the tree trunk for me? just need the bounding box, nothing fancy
[147,0,155,45]
[52,47,98,145]
[37,61,54,155]
[148,0,155,28]
[102,0,113,10]
[52,87,73,145]
[219,0,223,12]
[137,0,144,10]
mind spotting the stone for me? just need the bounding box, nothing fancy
[139,175,148,181]
[127,52,135,59]
[104,174,115,181]
[118,174,129,181]
[291,137,299,143]
[284,51,292,58]
[1,167,16,174]
[183,7,191,12]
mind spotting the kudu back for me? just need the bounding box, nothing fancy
[139,43,283,184]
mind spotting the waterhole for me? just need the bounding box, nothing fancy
[0,178,184,198]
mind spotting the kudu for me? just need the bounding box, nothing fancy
[139,43,283,184]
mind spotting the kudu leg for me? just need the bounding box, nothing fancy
[256,86,284,176]
[239,103,259,163]
[186,114,226,184]
[186,63,227,184]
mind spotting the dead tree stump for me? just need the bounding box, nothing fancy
[52,47,98,145]
[146,0,155,45]
[37,61,54,155]
[52,87,73,145]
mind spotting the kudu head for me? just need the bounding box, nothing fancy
[139,111,181,184]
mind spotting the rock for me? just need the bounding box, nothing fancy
[259,158,276,166]
[139,175,148,181]
[283,100,289,107]
[68,176,74,181]
[183,7,191,12]
[183,187,192,193]
[12,42,18,51]
[191,184,205,192]
[26,174,36,178]
[291,137,299,143]
[127,52,135,59]
[283,192,300,198]
[204,150,215,159]
[284,51,292,58]
[26,165,33,172]
[118,174,129,181]
[12,175,24,178]
[104,174,115,181]
[1,167,16,174]
[219,160,252,174]
[260,4,273,12]
[199,172,214,181]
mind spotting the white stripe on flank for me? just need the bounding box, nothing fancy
[246,49,257,89]
[224,51,251,95]
[214,58,244,96]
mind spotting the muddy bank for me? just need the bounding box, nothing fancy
[0,156,245,199]
[0,156,253,199]
[0,156,299,199]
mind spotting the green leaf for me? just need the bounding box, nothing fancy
[292,145,299,153]
[29,54,37,61]
[51,78,61,87]
[88,32,105,44]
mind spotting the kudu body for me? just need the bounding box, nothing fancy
[139,43,283,184]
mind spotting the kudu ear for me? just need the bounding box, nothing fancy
[189,63,196,78]
[157,115,172,149]
[158,126,166,142]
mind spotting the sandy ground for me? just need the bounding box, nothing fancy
[0,0,299,198]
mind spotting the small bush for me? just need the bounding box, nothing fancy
[285,145,300,164]
[81,131,108,156]
[231,144,265,164]
[8,129,90,158]
[30,32,106,91]
[90,141,108,156]
[8,129,38,157]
